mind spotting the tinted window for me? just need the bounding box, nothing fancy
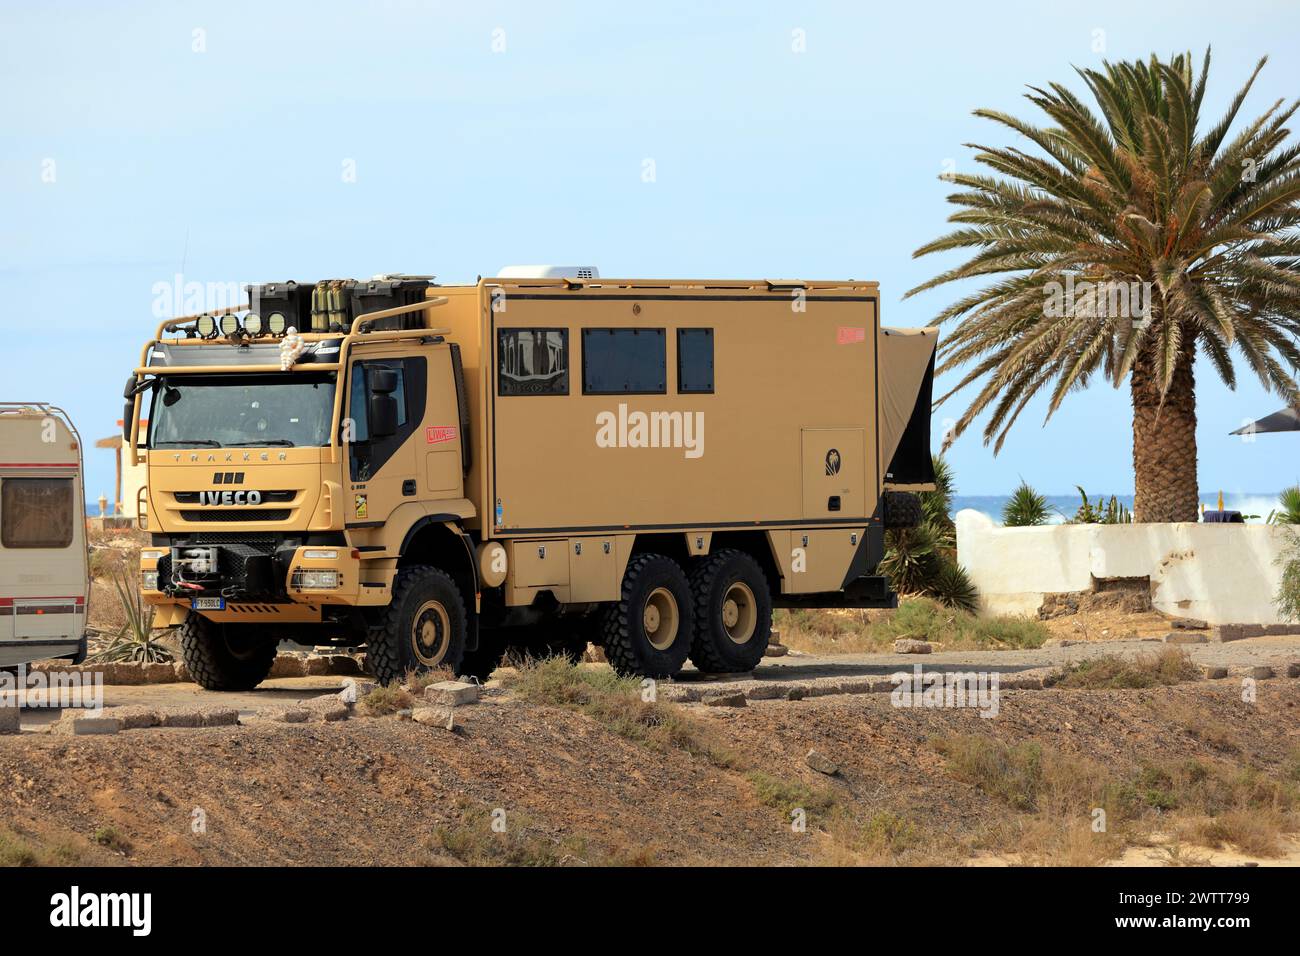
[677,328,714,393]
[498,329,569,395]
[2,478,74,549]
[582,328,666,394]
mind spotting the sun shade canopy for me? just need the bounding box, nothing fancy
[878,326,938,486]
[1230,406,1300,435]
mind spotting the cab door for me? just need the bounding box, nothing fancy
[343,351,427,526]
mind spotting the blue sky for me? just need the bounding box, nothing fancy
[2,0,1297,501]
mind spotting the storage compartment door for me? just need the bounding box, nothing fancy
[801,428,865,519]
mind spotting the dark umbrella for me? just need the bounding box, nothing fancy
[1231,406,1300,435]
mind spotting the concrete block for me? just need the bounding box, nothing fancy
[424,680,480,706]
[763,642,788,657]
[1203,666,1229,680]
[1163,632,1208,645]
[52,712,122,736]
[1287,663,1300,679]
[1249,666,1275,680]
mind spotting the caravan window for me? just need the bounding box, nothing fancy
[2,477,74,549]
[582,328,666,394]
[498,329,569,396]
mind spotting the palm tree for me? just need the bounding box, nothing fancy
[908,51,1300,522]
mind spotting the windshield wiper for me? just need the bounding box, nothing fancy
[154,439,220,447]
[227,439,296,446]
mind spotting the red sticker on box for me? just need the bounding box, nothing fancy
[426,426,458,444]
[837,326,866,344]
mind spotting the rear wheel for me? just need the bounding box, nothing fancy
[368,566,468,685]
[687,549,773,673]
[178,614,278,691]
[600,554,694,678]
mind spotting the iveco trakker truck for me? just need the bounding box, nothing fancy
[127,270,936,689]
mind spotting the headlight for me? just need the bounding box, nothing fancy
[303,549,338,560]
[141,549,166,561]
[141,570,160,591]
[292,569,339,589]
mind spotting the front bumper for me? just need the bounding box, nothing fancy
[142,540,361,606]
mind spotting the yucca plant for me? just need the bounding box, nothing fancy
[87,568,173,664]
[908,50,1300,523]
[881,454,979,609]
[1268,485,1300,525]
[1002,480,1051,526]
[927,561,980,613]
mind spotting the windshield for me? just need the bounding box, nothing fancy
[147,373,337,449]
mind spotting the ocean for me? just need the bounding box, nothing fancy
[951,492,1287,524]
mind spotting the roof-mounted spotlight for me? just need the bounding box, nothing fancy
[195,314,218,338]
[243,312,264,336]
[266,312,287,336]
[219,313,241,337]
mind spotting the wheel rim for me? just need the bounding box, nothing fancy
[721,581,757,645]
[412,600,451,666]
[642,587,680,651]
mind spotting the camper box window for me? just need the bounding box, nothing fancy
[1,477,74,549]
[498,329,569,396]
[582,328,666,395]
[677,328,714,393]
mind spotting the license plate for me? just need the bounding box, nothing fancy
[192,597,225,611]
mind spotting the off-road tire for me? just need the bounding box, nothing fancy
[178,614,278,691]
[456,627,507,682]
[882,491,923,529]
[367,565,468,685]
[600,553,694,678]
[687,549,773,673]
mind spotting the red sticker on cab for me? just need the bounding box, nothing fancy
[426,426,458,444]
[837,326,866,344]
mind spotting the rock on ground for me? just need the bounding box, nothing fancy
[805,749,839,775]
[424,681,479,706]
[893,639,932,654]
[702,691,747,708]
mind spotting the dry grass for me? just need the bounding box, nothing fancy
[1046,647,1201,689]
[503,656,742,769]
[776,599,1049,655]
[358,684,414,716]
[0,829,85,867]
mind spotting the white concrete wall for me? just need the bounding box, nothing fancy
[955,509,1293,625]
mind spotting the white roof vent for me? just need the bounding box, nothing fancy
[497,265,600,280]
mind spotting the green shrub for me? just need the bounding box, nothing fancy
[1002,480,1050,526]
[1046,648,1200,689]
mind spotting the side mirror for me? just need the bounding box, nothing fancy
[370,368,399,394]
[122,376,138,399]
[369,393,398,439]
[122,402,133,442]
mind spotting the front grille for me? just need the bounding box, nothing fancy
[191,532,280,550]
[172,490,296,504]
[180,509,291,522]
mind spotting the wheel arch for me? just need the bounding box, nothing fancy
[398,516,479,650]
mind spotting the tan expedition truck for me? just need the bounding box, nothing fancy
[0,404,90,668]
[129,271,936,689]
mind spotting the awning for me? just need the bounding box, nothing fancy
[1230,406,1300,435]
[879,326,938,486]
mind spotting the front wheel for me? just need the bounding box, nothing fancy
[178,614,278,691]
[368,566,468,685]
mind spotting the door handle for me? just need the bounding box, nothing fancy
[402,479,417,496]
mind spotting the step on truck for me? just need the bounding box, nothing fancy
[128,270,936,689]
[0,403,90,669]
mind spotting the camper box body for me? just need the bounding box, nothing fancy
[0,404,89,667]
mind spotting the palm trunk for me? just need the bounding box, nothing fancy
[1130,340,1199,522]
